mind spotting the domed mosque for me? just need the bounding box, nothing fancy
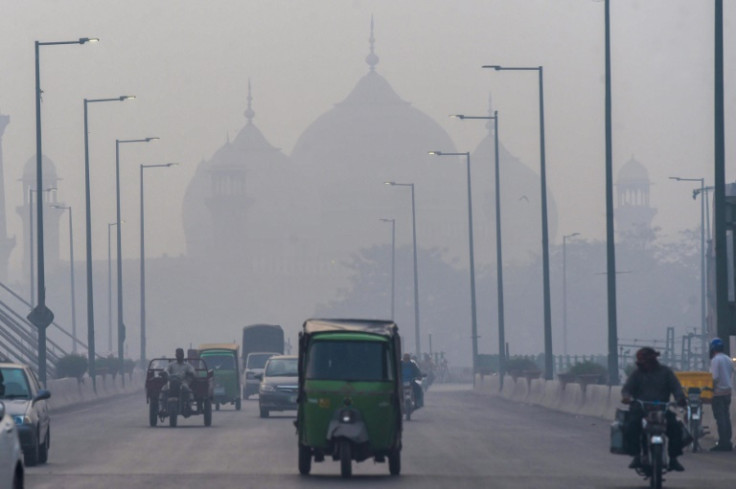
[615,155,656,244]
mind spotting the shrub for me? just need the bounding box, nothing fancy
[505,356,540,373]
[567,360,608,383]
[55,354,88,381]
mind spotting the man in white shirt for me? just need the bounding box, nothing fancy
[709,338,733,452]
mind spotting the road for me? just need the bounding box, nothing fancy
[27,384,736,488]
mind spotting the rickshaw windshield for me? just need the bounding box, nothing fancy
[201,353,235,370]
[306,340,393,381]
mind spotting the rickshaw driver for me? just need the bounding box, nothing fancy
[166,348,196,404]
[401,353,424,408]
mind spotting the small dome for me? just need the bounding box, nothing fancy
[22,154,58,184]
[617,156,649,185]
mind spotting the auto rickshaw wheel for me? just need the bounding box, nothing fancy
[168,401,178,427]
[388,448,401,476]
[298,444,311,475]
[215,402,220,411]
[339,439,352,478]
[235,398,241,410]
[149,400,158,427]
[203,399,212,426]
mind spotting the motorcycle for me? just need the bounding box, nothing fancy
[684,387,707,452]
[402,378,422,421]
[632,399,677,489]
[160,374,193,427]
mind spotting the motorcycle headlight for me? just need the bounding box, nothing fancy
[13,415,30,426]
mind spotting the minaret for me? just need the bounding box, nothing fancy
[0,113,16,282]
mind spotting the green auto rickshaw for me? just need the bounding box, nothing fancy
[296,319,403,478]
[198,343,241,410]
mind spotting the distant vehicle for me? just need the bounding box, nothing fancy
[242,324,284,366]
[0,362,51,466]
[199,343,241,410]
[0,400,23,488]
[258,355,298,418]
[243,352,280,399]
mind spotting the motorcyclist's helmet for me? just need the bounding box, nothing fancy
[710,337,725,352]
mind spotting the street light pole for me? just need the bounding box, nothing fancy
[107,221,118,353]
[451,111,506,389]
[115,138,157,384]
[670,176,707,367]
[379,218,396,320]
[31,37,96,386]
[428,151,478,385]
[483,64,554,380]
[562,232,580,356]
[52,204,78,353]
[385,182,421,357]
[28,186,56,308]
[83,95,134,391]
[140,163,177,365]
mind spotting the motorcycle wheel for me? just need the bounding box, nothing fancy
[388,448,401,476]
[203,398,212,426]
[149,400,158,427]
[169,401,178,427]
[690,419,700,452]
[405,399,412,421]
[236,398,241,411]
[339,439,352,478]
[650,444,663,489]
[298,444,311,475]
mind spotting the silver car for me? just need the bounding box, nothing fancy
[0,400,23,488]
[258,355,298,418]
[0,363,51,466]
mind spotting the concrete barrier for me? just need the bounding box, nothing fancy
[510,378,528,401]
[527,378,545,404]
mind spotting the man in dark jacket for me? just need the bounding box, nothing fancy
[621,347,687,472]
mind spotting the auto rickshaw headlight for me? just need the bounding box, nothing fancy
[340,409,353,423]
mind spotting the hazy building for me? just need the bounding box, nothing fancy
[615,155,657,245]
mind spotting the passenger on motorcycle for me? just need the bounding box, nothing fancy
[401,353,424,408]
[621,347,687,472]
[165,348,196,406]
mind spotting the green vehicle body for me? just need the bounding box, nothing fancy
[199,344,241,410]
[296,319,403,477]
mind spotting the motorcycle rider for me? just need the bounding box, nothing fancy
[165,348,196,409]
[401,353,424,408]
[708,337,733,451]
[621,347,687,472]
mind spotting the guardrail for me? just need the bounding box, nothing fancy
[46,370,145,410]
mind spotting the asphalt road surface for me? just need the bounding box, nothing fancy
[27,384,736,488]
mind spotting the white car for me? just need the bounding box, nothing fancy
[0,400,23,488]
[243,352,279,399]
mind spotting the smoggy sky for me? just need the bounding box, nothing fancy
[0,0,733,280]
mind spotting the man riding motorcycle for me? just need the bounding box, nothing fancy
[164,348,196,411]
[621,347,687,472]
[401,353,424,408]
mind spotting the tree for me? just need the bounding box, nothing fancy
[55,354,88,382]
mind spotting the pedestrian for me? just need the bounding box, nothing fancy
[709,338,733,452]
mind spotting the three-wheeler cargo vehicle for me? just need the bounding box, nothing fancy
[296,318,403,478]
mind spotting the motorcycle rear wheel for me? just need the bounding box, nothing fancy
[169,401,178,427]
[339,439,352,478]
[149,400,158,427]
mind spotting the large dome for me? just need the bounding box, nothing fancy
[22,154,59,186]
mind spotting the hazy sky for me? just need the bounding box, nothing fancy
[0,0,733,280]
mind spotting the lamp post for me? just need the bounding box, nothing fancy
[428,151,478,385]
[450,111,507,388]
[28,186,56,307]
[379,218,396,320]
[31,37,97,387]
[84,95,135,391]
[483,64,554,380]
[51,204,78,353]
[107,221,118,353]
[115,138,157,383]
[384,182,421,357]
[670,176,707,366]
[562,232,580,356]
[140,163,177,365]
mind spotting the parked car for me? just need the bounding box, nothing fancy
[258,355,298,418]
[0,362,51,466]
[243,352,279,399]
[0,400,23,488]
